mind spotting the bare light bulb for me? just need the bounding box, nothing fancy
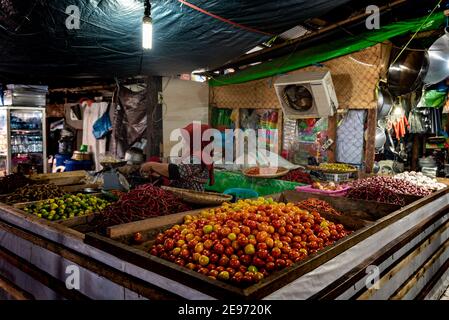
[142,16,153,50]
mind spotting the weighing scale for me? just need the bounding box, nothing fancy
[98,161,130,192]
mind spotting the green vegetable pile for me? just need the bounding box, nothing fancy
[24,193,110,221]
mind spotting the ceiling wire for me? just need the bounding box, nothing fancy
[210,6,446,82]
[178,0,273,36]
[390,0,442,66]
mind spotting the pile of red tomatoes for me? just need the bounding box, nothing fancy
[150,198,349,285]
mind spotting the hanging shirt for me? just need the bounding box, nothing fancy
[82,102,108,171]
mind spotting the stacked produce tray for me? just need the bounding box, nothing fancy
[85,191,401,299]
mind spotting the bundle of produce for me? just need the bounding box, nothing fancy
[244,167,287,176]
[0,173,35,195]
[349,176,431,197]
[96,184,192,227]
[346,185,405,206]
[318,163,356,172]
[149,198,349,285]
[280,169,313,184]
[297,198,342,216]
[24,194,110,221]
[394,171,446,191]
[310,181,346,191]
[5,183,66,204]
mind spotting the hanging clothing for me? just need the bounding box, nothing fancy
[110,85,149,159]
[336,110,367,165]
[82,102,108,171]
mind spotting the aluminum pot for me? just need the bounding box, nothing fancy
[377,87,393,119]
[125,147,145,164]
[424,27,449,85]
[375,127,387,152]
[387,50,429,96]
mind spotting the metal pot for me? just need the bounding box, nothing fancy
[375,127,387,152]
[424,27,449,85]
[387,50,429,96]
[377,87,393,119]
[125,147,145,165]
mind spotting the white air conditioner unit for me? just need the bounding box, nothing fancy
[274,70,338,119]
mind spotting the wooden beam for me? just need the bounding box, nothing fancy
[310,204,449,300]
[327,115,337,162]
[206,0,408,73]
[364,109,377,173]
[390,237,449,300]
[357,219,449,300]
[0,274,34,300]
[0,247,88,300]
[0,220,180,300]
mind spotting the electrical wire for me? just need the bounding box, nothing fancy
[390,0,443,66]
[178,0,273,36]
[210,9,446,84]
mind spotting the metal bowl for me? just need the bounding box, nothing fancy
[83,187,100,194]
[388,50,429,96]
[375,127,387,152]
[377,87,393,119]
[100,161,128,169]
[425,27,449,85]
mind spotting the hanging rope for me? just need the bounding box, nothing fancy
[390,0,442,66]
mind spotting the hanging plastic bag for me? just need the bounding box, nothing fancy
[417,90,447,108]
[92,104,112,139]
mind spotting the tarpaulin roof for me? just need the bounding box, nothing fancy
[0,0,351,83]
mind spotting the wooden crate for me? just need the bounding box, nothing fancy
[11,196,102,228]
[29,171,89,186]
[0,183,101,204]
[280,190,400,223]
[85,191,403,299]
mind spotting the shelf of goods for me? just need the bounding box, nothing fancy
[0,173,449,300]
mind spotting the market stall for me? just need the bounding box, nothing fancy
[1,0,449,302]
[0,169,448,300]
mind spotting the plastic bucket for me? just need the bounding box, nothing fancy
[224,188,259,202]
[55,154,71,167]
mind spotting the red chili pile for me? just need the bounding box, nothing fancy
[297,198,342,216]
[96,184,192,227]
[347,176,431,206]
[280,169,313,184]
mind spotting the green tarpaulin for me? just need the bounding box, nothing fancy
[205,170,303,196]
[210,12,445,87]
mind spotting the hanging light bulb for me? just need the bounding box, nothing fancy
[142,0,152,49]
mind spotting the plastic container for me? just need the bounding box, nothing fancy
[224,188,259,202]
[64,159,93,172]
[295,185,351,197]
[323,172,352,183]
[55,154,71,167]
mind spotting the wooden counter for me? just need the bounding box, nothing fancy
[0,188,449,300]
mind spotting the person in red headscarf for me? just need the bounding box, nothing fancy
[140,122,214,191]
